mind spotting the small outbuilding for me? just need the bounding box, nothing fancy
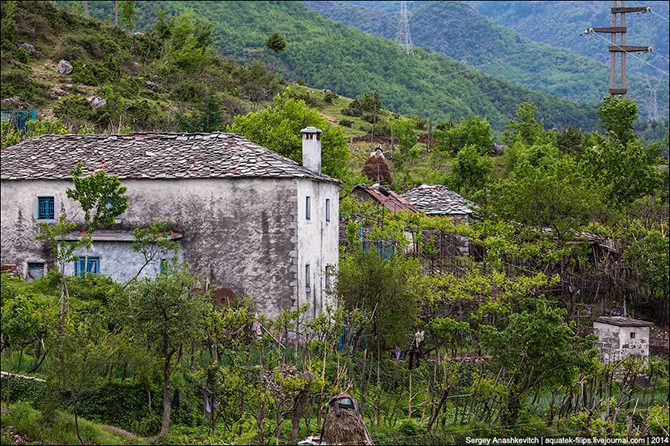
[593,316,654,362]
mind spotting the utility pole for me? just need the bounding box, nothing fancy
[586,1,651,96]
[395,1,414,56]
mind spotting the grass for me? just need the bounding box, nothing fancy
[0,401,145,445]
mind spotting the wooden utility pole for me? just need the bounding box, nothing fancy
[587,1,651,96]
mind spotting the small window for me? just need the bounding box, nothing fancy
[326,198,331,222]
[306,196,311,220]
[630,332,636,339]
[160,259,169,274]
[37,196,55,220]
[74,256,100,277]
[27,262,45,280]
[305,264,311,291]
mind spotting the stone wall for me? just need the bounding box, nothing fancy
[1,177,307,318]
[593,322,650,362]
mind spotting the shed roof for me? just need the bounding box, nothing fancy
[352,184,417,213]
[402,184,474,216]
[0,133,337,182]
[594,316,654,328]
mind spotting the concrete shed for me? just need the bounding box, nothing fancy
[593,316,654,362]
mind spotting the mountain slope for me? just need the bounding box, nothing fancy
[469,1,669,80]
[131,0,600,131]
[304,1,668,120]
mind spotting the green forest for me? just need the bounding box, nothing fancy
[306,0,669,120]
[1,1,669,445]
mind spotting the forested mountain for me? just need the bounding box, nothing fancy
[469,1,670,79]
[105,0,603,132]
[305,1,669,120]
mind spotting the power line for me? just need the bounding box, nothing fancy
[395,1,414,56]
[587,31,669,76]
[649,9,669,22]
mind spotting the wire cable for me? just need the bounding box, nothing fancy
[586,31,669,76]
[649,9,669,22]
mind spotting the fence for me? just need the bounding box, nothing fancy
[1,109,37,132]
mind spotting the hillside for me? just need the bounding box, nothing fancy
[0,1,282,133]
[122,0,601,132]
[305,1,669,120]
[469,1,670,80]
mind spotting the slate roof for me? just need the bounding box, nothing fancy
[402,184,474,216]
[594,316,654,328]
[0,133,337,182]
[352,184,417,213]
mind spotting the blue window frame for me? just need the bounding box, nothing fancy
[37,196,55,220]
[74,256,100,277]
[306,196,311,220]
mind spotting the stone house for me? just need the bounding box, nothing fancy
[401,184,474,224]
[0,128,339,318]
[593,316,654,362]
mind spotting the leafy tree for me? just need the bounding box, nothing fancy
[555,126,584,156]
[35,217,80,325]
[125,221,180,288]
[114,266,212,440]
[230,94,350,179]
[598,95,637,146]
[434,116,494,155]
[491,144,601,241]
[161,11,214,71]
[503,102,545,147]
[390,116,418,167]
[178,91,224,132]
[118,0,136,30]
[624,230,669,301]
[449,144,494,194]
[336,249,422,348]
[580,137,661,207]
[481,301,597,425]
[67,163,128,232]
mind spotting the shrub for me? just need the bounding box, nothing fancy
[54,96,93,122]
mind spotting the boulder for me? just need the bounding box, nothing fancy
[87,96,107,109]
[18,42,36,54]
[1,97,32,109]
[144,81,164,93]
[47,86,68,99]
[57,59,73,75]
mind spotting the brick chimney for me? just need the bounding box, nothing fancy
[300,126,322,174]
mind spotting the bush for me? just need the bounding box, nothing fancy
[54,96,93,121]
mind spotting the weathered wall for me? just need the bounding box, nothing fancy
[1,178,301,317]
[62,242,182,283]
[593,322,650,362]
[296,179,339,320]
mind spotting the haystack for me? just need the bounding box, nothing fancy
[321,393,373,445]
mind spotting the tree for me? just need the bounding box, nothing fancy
[230,94,350,179]
[265,32,287,55]
[66,162,128,233]
[114,266,212,440]
[118,0,136,31]
[125,221,180,288]
[66,162,128,279]
[598,95,637,146]
[265,32,286,74]
[491,144,601,241]
[390,116,418,167]
[449,144,494,194]
[434,116,494,155]
[503,102,545,147]
[336,249,422,348]
[481,301,597,425]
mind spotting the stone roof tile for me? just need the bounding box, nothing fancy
[402,184,474,215]
[0,132,337,183]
